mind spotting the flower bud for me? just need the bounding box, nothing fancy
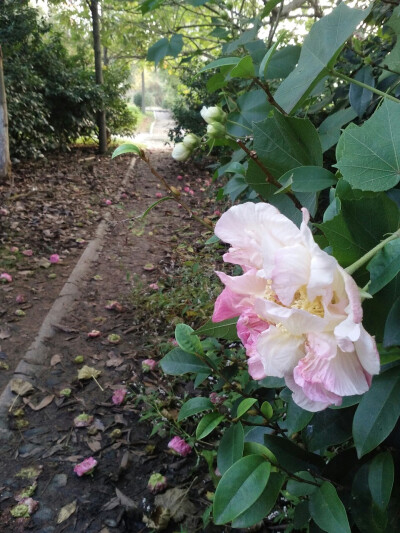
[172,143,191,162]
[207,122,226,139]
[147,473,168,494]
[167,436,192,457]
[200,106,227,124]
[182,133,201,149]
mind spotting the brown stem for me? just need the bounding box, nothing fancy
[253,78,288,115]
[236,140,305,213]
[140,152,214,232]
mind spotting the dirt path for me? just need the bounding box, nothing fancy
[0,146,222,532]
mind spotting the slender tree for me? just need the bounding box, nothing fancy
[0,46,11,181]
[87,0,108,153]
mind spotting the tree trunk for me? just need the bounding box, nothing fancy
[141,69,146,113]
[0,46,11,181]
[89,0,107,154]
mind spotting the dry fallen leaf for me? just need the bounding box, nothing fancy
[115,487,136,510]
[50,354,62,366]
[77,365,101,380]
[57,500,77,524]
[155,487,196,522]
[24,394,54,411]
[10,379,34,397]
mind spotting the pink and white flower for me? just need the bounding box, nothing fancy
[74,457,97,477]
[168,436,192,456]
[0,272,12,283]
[142,359,157,372]
[212,202,379,412]
[49,254,60,264]
[112,388,127,405]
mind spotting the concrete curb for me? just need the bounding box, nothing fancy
[0,157,136,440]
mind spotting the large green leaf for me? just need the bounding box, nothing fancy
[349,66,375,117]
[217,423,244,475]
[336,100,400,191]
[265,45,300,80]
[303,408,354,452]
[367,239,400,295]
[351,464,388,533]
[198,57,240,74]
[178,397,213,422]
[253,113,322,179]
[278,166,336,193]
[309,482,351,533]
[112,143,143,159]
[368,452,394,511]
[236,398,257,418]
[285,397,313,437]
[231,472,285,528]
[263,434,324,474]
[160,348,210,375]
[287,471,318,497]
[274,3,371,113]
[196,412,224,440]
[147,34,183,64]
[226,89,273,138]
[213,455,271,524]
[353,366,400,457]
[195,317,239,340]
[175,324,203,355]
[318,107,357,152]
[230,55,255,78]
[384,296,400,347]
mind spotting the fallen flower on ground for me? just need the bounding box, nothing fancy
[15,294,26,304]
[156,192,163,198]
[112,389,127,405]
[49,254,60,263]
[74,457,97,477]
[87,330,101,338]
[74,413,94,428]
[212,202,379,412]
[168,436,192,457]
[22,249,33,257]
[148,473,168,494]
[149,283,159,290]
[142,359,157,372]
[1,272,12,283]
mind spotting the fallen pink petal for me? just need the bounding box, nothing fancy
[168,436,192,457]
[0,273,12,283]
[105,300,123,312]
[112,388,127,405]
[10,246,19,253]
[49,254,60,264]
[88,330,101,338]
[15,294,26,304]
[177,175,183,180]
[74,457,98,477]
[156,192,163,198]
[184,186,190,193]
[209,392,224,405]
[22,249,33,257]
[142,359,157,372]
[149,283,159,290]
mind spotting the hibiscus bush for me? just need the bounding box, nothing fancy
[114,1,400,530]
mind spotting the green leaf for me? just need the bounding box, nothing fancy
[368,452,394,510]
[260,0,281,19]
[223,176,248,201]
[175,324,203,355]
[236,398,257,418]
[206,73,226,93]
[384,296,400,347]
[309,482,351,533]
[147,34,183,65]
[351,464,388,533]
[196,412,225,440]
[367,240,400,295]
[287,471,318,497]
[213,455,271,524]
[243,442,276,463]
[230,56,255,78]
[112,143,142,159]
[318,107,357,152]
[353,366,400,457]
[223,26,260,55]
[226,89,273,138]
[178,397,213,422]
[253,114,322,179]
[349,66,375,118]
[278,166,336,192]
[232,472,285,528]
[195,317,239,340]
[336,100,400,191]
[304,408,353,452]
[198,57,241,74]
[217,423,244,475]
[259,39,281,79]
[222,162,246,176]
[260,401,273,419]
[265,45,300,80]
[285,397,313,437]
[263,434,324,474]
[160,348,209,375]
[275,3,371,113]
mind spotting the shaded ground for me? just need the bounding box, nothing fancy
[0,144,226,532]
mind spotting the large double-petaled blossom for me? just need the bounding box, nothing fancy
[212,202,379,411]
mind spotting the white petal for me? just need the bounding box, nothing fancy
[271,244,310,306]
[285,375,335,412]
[256,326,304,378]
[255,299,325,335]
[354,326,380,376]
[216,270,266,297]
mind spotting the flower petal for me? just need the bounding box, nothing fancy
[256,326,305,378]
[255,299,325,335]
[354,326,380,376]
[271,244,310,306]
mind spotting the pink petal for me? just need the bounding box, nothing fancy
[112,389,127,405]
[49,254,60,264]
[256,326,305,378]
[74,457,98,476]
[0,273,12,283]
[168,436,192,456]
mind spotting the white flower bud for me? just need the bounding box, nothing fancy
[207,122,226,139]
[171,142,191,161]
[182,133,201,149]
[200,106,227,124]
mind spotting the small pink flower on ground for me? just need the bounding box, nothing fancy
[184,186,190,193]
[105,300,123,312]
[189,189,194,196]
[104,199,112,205]
[168,436,192,457]
[74,413,94,428]
[209,392,224,405]
[213,210,221,217]
[148,473,167,494]
[0,208,9,216]
[177,175,183,180]
[49,254,60,264]
[10,246,19,253]
[204,179,211,187]
[112,388,127,405]
[88,330,101,338]
[196,178,202,183]
[22,249,33,257]
[0,273,12,283]
[149,283,159,290]
[142,359,157,372]
[121,193,128,199]
[156,192,163,198]
[16,294,26,304]
[74,457,97,477]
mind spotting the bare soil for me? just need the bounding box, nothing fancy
[0,148,223,532]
